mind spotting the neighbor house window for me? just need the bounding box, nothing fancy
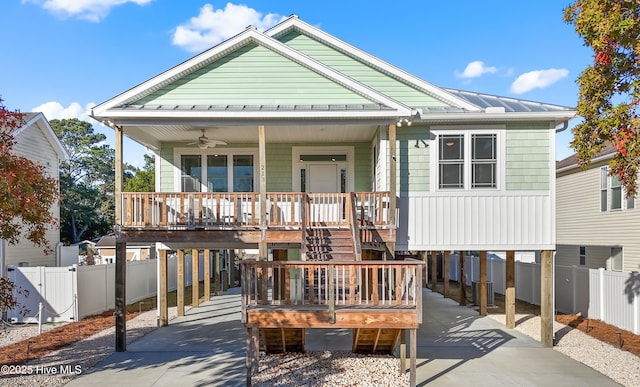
[610,247,623,271]
[579,246,586,266]
[601,166,631,211]
[437,132,498,189]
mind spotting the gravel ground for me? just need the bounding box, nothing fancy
[1,309,638,386]
[0,307,177,387]
[487,314,640,387]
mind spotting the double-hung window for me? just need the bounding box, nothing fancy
[600,166,634,211]
[437,131,498,190]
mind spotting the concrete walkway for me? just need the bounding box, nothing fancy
[67,288,619,386]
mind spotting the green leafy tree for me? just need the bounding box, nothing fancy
[51,118,117,244]
[124,154,155,192]
[565,0,640,196]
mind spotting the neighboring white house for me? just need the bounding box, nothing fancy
[556,143,639,272]
[1,113,68,272]
[94,235,155,264]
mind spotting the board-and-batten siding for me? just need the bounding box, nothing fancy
[159,142,372,193]
[556,163,640,272]
[396,192,553,251]
[7,122,60,267]
[135,43,373,106]
[278,32,449,108]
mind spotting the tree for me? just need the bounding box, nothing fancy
[51,118,118,244]
[564,1,640,196]
[0,97,59,253]
[124,154,155,192]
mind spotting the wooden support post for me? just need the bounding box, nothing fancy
[192,249,199,308]
[273,250,287,301]
[115,241,126,352]
[430,252,437,292]
[541,250,553,347]
[252,326,260,374]
[177,250,185,317]
[505,250,516,329]
[443,250,450,297]
[410,328,417,387]
[387,124,397,260]
[246,327,252,386]
[203,249,210,302]
[258,125,267,260]
[214,250,220,296]
[420,251,427,288]
[399,329,406,375]
[114,125,123,225]
[159,250,168,327]
[459,251,466,306]
[479,250,487,316]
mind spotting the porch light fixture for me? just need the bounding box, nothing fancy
[396,118,412,127]
[331,157,336,162]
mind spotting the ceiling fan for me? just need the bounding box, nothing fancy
[186,129,227,149]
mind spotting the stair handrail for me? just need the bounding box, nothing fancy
[349,192,362,261]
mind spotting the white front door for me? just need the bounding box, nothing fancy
[308,164,338,193]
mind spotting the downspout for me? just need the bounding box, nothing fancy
[554,120,569,133]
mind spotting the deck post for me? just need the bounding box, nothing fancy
[505,250,516,329]
[252,326,260,374]
[114,124,122,225]
[258,125,267,261]
[420,251,427,288]
[430,252,437,292]
[214,250,220,296]
[204,249,210,302]
[541,250,553,347]
[159,249,168,327]
[386,124,397,260]
[479,250,487,316]
[192,249,200,308]
[177,250,185,316]
[443,250,450,297]
[246,327,252,386]
[410,328,417,387]
[399,329,406,375]
[459,251,466,306]
[115,241,126,352]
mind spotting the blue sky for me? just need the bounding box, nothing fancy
[1,0,591,167]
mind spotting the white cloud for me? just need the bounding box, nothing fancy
[510,68,569,94]
[172,3,286,52]
[32,101,96,123]
[22,0,153,22]
[456,61,498,79]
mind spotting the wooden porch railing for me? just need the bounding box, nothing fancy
[240,259,423,324]
[121,191,393,230]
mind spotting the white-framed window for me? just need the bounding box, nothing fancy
[175,148,257,192]
[600,166,634,211]
[432,128,502,190]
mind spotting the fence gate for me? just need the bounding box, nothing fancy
[7,266,78,323]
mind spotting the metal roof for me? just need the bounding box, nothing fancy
[444,88,574,113]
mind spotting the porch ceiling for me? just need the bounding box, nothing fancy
[124,123,380,150]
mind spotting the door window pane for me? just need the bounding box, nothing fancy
[207,155,228,192]
[233,155,254,192]
[181,155,201,192]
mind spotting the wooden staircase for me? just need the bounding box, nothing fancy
[261,328,305,353]
[304,227,356,261]
[352,328,402,354]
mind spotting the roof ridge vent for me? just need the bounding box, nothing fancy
[485,107,506,113]
[245,25,258,31]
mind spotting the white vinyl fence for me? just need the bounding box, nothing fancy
[6,253,211,324]
[447,254,640,334]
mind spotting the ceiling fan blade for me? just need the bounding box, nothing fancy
[206,140,227,145]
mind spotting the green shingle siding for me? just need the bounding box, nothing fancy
[279,32,448,108]
[505,124,550,190]
[397,126,430,192]
[136,43,373,106]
